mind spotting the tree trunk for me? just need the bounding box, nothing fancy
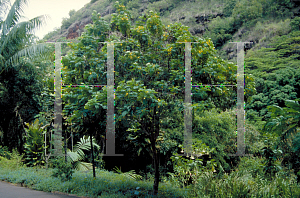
[64,129,67,163]
[151,105,160,196]
[90,133,96,178]
[2,113,13,149]
[152,143,159,196]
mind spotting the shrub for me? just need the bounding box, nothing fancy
[24,118,46,167]
[290,17,300,32]
[0,149,24,170]
[51,157,74,181]
[232,0,263,27]
[223,0,237,17]
[0,145,11,159]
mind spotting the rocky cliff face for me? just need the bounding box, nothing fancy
[189,12,224,35]
[65,17,93,39]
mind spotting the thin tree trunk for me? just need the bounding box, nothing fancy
[152,106,160,196]
[152,143,159,196]
[64,129,67,163]
[90,133,96,178]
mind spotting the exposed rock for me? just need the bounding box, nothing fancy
[194,12,224,24]
[179,16,185,20]
[66,17,93,39]
[189,25,207,35]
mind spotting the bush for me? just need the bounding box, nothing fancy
[204,16,234,48]
[0,149,24,170]
[51,157,74,181]
[24,118,46,167]
[290,17,300,32]
[0,145,11,159]
[232,0,263,27]
[223,0,237,17]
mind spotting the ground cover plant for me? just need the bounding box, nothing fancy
[0,163,188,197]
[1,152,300,197]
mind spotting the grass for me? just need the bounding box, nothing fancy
[1,151,300,197]
[0,166,188,198]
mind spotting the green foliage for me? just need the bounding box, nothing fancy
[0,166,187,197]
[193,108,237,173]
[51,156,75,181]
[246,68,300,122]
[60,4,256,195]
[264,98,300,183]
[0,145,11,159]
[61,17,73,30]
[113,166,143,181]
[0,149,24,170]
[67,136,100,171]
[111,2,132,37]
[204,16,234,48]
[0,0,52,152]
[23,119,47,167]
[168,140,216,189]
[261,139,282,179]
[290,16,300,32]
[146,11,163,37]
[69,9,76,17]
[232,0,263,27]
[223,0,237,17]
[237,157,264,178]
[246,30,300,123]
[85,10,110,42]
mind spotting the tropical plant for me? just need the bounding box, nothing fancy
[51,156,74,181]
[67,135,100,171]
[113,166,142,181]
[0,0,50,72]
[264,98,300,182]
[0,0,52,151]
[23,118,48,167]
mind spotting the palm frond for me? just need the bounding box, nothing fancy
[5,43,52,67]
[1,0,28,35]
[284,100,300,112]
[73,161,93,171]
[0,0,10,19]
[67,150,84,163]
[73,136,100,152]
[113,166,142,181]
[73,136,92,152]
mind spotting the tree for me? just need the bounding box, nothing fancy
[0,0,51,151]
[61,2,255,195]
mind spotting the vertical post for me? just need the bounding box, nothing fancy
[228,42,252,157]
[71,124,73,152]
[236,42,245,155]
[104,42,123,156]
[183,42,192,156]
[53,42,63,157]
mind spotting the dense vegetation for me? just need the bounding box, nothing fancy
[0,0,300,197]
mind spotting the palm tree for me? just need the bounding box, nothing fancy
[0,0,51,74]
[0,0,51,149]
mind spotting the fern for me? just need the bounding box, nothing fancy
[66,136,100,171]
